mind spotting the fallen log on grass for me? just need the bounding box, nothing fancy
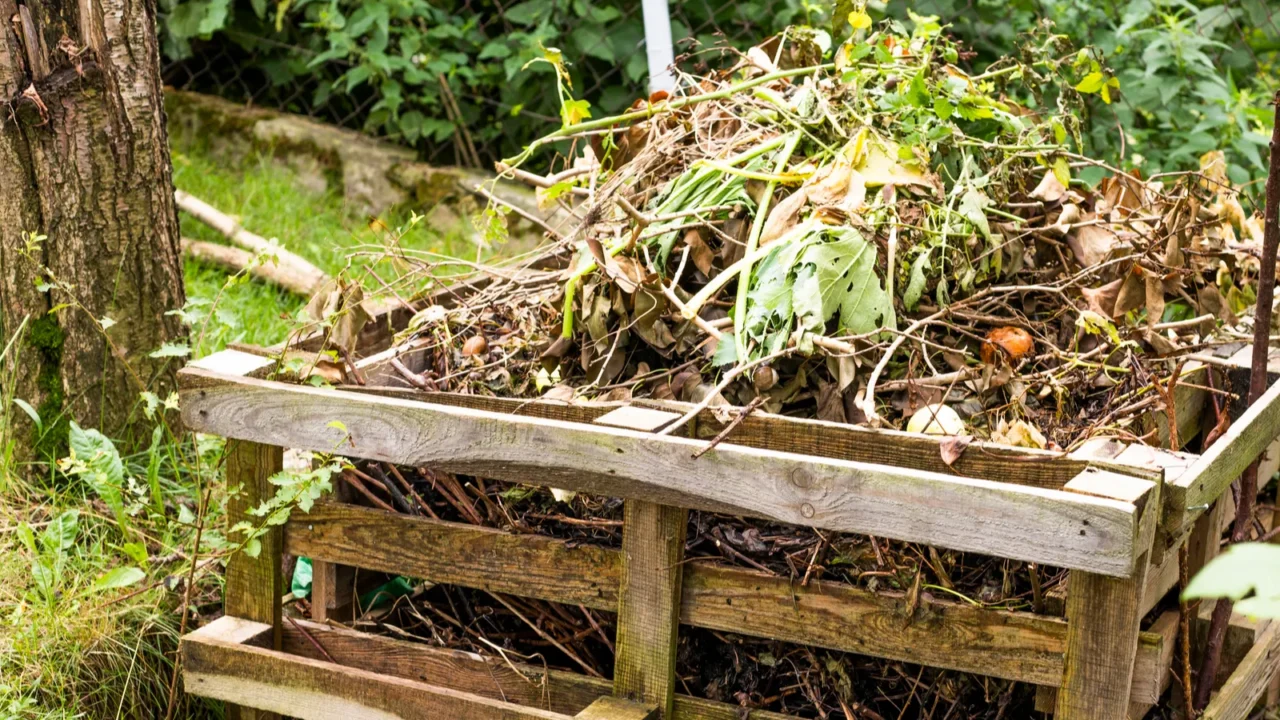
[175,188,329,294]
[181,238,319,296]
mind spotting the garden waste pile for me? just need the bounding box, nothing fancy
[361,18,1263,451]
[303,17,1271,719]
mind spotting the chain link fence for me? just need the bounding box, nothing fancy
[161,0,816,166]
[161,0,1280,180]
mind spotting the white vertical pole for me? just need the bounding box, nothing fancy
[641,0,676,93]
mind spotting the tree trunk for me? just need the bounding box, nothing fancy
[0,0,185,457]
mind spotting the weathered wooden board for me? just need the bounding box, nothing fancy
[196,347,1159,489]
[1055,473,1156,720]
[223,440,284,720]
[1170,377,1280,530]
[184,616,574,720]
[285,502,619,610]
[1036,610,1179,717]
[184,369,1148,575]
[1202,621,1280,720]
[613,501,686,717]
[277,619,792,720]
[283,501,1167,691]
[574,697,659,720]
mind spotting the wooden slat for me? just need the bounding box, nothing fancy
[613,501,687,717]
[183,370,1148,575]
[223,440,284,720]
[283,502,1167,691]
[1170,377,1280,530]
[286,502,620,610]
[277,618,791,720]
[1036,610,1180,717]
[1055,470,1156,720]
[575,697,659,720]
[183,617,571,720]
[1202,621,1280,720]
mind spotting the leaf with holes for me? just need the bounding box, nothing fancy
[791,227,890,335]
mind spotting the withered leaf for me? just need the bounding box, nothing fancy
[939,435,973,468]
[684,228,716,277]
[759,188,808,246]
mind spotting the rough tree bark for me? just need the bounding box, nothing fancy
[0,0,185,455]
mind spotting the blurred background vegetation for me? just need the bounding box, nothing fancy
[158,0,1280,183]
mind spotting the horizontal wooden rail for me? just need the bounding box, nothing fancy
[1201,621,1280,720]
[183,368,1151,575]
[278,618,789,720]
[283,501,1167,694]
[184,616,574,719]
[1168,377,1280,531]
[203,347,1164,489]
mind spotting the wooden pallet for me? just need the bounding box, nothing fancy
[179,332,1280,719]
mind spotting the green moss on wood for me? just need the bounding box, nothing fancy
[29,314,68,459]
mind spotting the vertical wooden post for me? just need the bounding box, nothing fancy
[613,500,687,719]
[224,439,284,720]
[1055,470,1156,720]
[309,480,354,623]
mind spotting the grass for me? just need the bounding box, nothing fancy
[172,139,480,355]
[0,135,472,718]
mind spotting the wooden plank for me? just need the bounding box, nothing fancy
[1170,377,1280,530]
[593,406,681,432]
[575,697,659,720]
[189,348,275,378]
[1054,562,1151,720]
[613,501,687,717]
[1035,611,1179,717]
[285,502,620,610]
[183,617,572,720]
[183,370,1148,576]
[1202,621,1280,720]
[1055,470,1156,720]
[283,502,1166,691]
[223,439,284,720]
[277,618,792,720]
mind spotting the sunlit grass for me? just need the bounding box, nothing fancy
[172,139,479,355]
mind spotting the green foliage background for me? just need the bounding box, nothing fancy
[159,0,1279,181]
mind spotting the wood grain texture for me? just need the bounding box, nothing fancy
[183,617,571,720]
[183,370,1145,575]
[575,697,659,720]
[1054,561,1151,720]
[278,619,792,720]
[282,502,1167,692]
[1055,471,1156,719]
[1173,377,1280,525]
[1202,621,1280,720]
[349,388,1144,489]
[285,502,620,610]
[613,501,687,718]
[1035,610,1179,718]
[223,440,284,720]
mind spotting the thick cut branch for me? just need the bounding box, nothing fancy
[181,239,318,296]
[175,189,329,295]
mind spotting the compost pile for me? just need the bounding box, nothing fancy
[311,17,1271,719]
[363,19,1263,452]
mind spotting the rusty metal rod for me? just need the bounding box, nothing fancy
[1194,92,1280,710]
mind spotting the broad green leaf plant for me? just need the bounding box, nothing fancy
[1184,543,1280,620]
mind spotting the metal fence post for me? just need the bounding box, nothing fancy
[641,0,676,93]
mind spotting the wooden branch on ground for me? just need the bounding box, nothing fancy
[182,238,317,296]
[175,189,330,294]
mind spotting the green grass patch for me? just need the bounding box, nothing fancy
[173,141,479,355]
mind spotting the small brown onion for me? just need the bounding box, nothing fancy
[462,335,488,357]
[752,365,778,392]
